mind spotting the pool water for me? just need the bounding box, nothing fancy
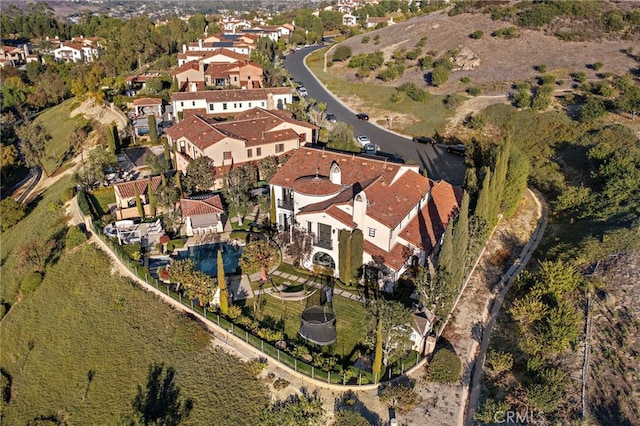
[177,242,243,276]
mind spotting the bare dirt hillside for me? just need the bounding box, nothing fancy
[336,11,638,94]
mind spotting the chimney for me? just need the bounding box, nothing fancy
[198,39,203,49]
[182,44,186,53]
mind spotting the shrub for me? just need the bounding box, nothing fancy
[61,186,76,202]
[405,48,422,61]
[426,349,461,383]
[273,378,290,390]
[419,55,434,71]
[361,36,370,44]
[538,74,556,85]
[592,62,604,71]
[21,272,43,296]
[460,76,471,84]
[467,86,482,96]
[227,305,242,320]
[431,65,450,87]
[492,27,518,39]
[397,82,429,102]
[416,36,428,48]
[469,30,484,39]
[390,91,406,103]
[66,225,88,249]
[373,34,380,44]
[333,45,352,62]
[572,71,587,83]
[536,64,547,73]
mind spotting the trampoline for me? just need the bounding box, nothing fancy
[299,305,337,345]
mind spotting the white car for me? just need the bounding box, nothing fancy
[356,135,371,146]
[297,87,308,97]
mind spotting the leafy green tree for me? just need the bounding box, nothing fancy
[217,250,228,315]
[426,348,461,383]
[0,197,26,231]
[1,143,20,180]
[258,156,278,183]
[327,122,359,152]
[332,45,352,62]
[166,259,196,292]
[615,84,640,120]
[580,96,607,123]
[258,392,325,426]
[365,299,413,367]
[431,64,450,87]
[15,121,49,175]
[286,100,307,121]
[1,76,32,112]
[148,114,158,144]
[239,239,279,281]
[530,84,553,111]
[185,156,216,194]
[378,383,421,412]
[333,410,370,426]
[224,164,256,222]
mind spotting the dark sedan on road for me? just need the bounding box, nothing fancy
[412,136,436,144]
[356,113,369,121]
[446,144,467,156]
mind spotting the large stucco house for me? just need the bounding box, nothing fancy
[269,147,461,290]
[165,108,317,187]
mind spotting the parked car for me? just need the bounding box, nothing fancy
[356,113,369,121]
[412,136,436,144]
[356,135,371,146]
[446,144,467,156]
[297,87,308,97]
[362,143,377,155]
[326,113,337,123]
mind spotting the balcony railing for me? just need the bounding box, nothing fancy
[314,238,333,250]
[277,199,294,210]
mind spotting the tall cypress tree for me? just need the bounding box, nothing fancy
[350,229,363,283]
[148,115,158,144]
[475,167,492,228]
[372,317,383,381]
[338,229,350,283]
[134,182,144,218]
[435,218,455,318]
[112,123,120,153]
[176,171,183,195]
[452,191,470,287]
[217,249,228,315]
[148,176,157,216]
[105,123,115,153]
[270,187,277,225]
[502,143,530,218]
[162,138,172,170]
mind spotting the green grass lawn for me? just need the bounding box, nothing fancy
[88,188,116,217]
[0,176,270,425]
[34,98,89,175]
[307,50,449,136]
[257,289,367,360]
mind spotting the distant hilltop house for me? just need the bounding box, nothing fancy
[124,71,163,96]
[165,107,317,188]
[52,36,102,63]
[170,87,293,121]
[174,48,263,92]
[342,13,358,27]
[269,147,462,291]
[182,37,252,56]
[365,15,394,29]
[0,44,37,68]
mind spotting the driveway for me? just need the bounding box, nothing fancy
[283,46,466,186]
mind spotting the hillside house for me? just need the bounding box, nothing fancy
[113,176,163,220]
[269,147,461,290]
[180,194,226,236]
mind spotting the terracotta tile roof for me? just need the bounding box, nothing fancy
[399,180,462,252]
[58,42,83,51]
[234,108,317,130]
[114,176,163,199]
[366,170,433,229]
[180,195,224,217]
[174,60,201,75]
[203,62,238,78]
[165,115,226,150]
[292,175,342,196]
[133,97,163,106]
[171,87,292,103]
[326,205,357,228]
[363,240,411,272]
[270,147,407,189]
[215,116,297,147]
[185,47,249,62]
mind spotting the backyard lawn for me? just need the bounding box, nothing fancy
[34,98,89,175]
[88,188,116,217]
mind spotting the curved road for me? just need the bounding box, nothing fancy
[283,46,466,186]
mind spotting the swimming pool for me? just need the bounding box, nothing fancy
[177,242,243,276]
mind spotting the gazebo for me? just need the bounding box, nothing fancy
[299,305,337,345]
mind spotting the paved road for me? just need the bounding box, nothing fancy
[282,46,466,186]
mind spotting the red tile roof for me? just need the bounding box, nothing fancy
[399,180,462,252]
[114,176,163,199]
[326,205,357,228]
[180,195,224,217]
[292,175,342,196]
[363,240,411,272]
[365,170,433,230]
[165,115,226,150]
[174,60,201,75]
[215,117,299,147]
[270,147,407,189]
[133,97,163,106]
[171,87,292,103]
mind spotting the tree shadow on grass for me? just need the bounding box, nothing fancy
[335,390,383,425]
[130,363,193,426]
